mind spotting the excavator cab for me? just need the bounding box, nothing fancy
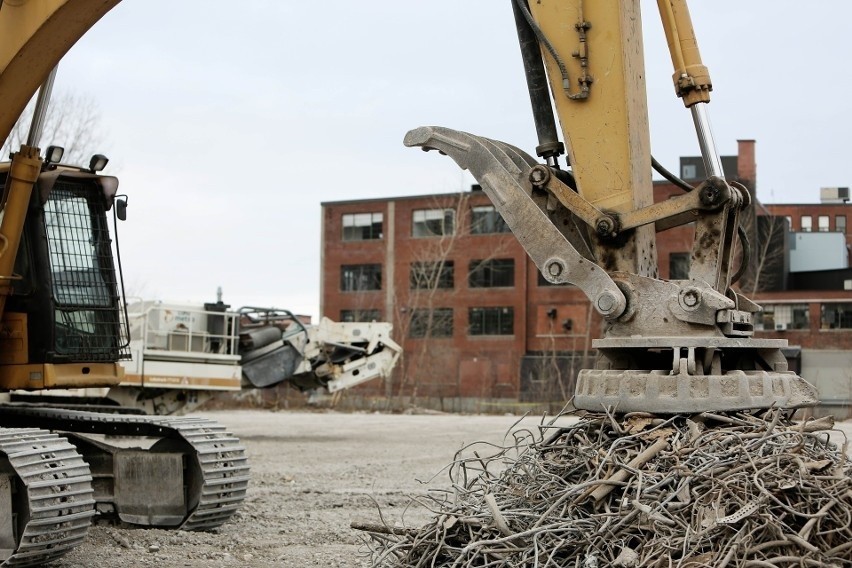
[0,156,128,391]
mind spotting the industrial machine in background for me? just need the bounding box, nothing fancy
[107,298,401,415]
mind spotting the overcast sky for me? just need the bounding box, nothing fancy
[50,1,851,318]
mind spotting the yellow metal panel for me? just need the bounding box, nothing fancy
[0,0,121,144]
[528,0,653,212]
[0,312,28,365]
[529,0,656,276]
[0,363,43,389]
[0,362,123,390]
[45,362,124,388]
[0,148,41,314]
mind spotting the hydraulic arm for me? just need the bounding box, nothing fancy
[0,0,120,145]
[406,0,818,414]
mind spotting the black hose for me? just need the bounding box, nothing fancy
[651,155,751,286]
[511,0,564,161]
[731,224,750,285]
[652,155,694,192]
[511,0,572,93]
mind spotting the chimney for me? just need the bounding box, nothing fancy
[737,139,756,189]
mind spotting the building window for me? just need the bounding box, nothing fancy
[412,208,455,237]
[836,215,846,233]
[469,259,515,288]
[669,252,691,280]
[469,307,514,336]
[342,212,383,241]
[470,205,510,234]
[341,309,381,322]
[755,304,809,331]
[821,303,852,329]
[410,261,454,290]
[681,164,697,180]
[818,215,830,232]
[340,264,382,291]
[785,216,792,229]
[408,308,453,338]
[800,215,812,232]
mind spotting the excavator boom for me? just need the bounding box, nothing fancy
[407,0,818,414]
[0,0,121,145]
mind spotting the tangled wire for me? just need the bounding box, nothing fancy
[354,410,852,567]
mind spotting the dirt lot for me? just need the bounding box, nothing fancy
[53,410,852,568]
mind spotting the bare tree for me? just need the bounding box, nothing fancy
[2,91,106,165]
[393,196,465,407]
[393,193,515,409]
[736,205,788,295]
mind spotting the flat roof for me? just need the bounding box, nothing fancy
[321,191,480,207]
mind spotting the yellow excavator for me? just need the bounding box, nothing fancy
[0,3,250,566]
[0,0,823,566]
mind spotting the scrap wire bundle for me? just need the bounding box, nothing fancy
[356,411,852,567]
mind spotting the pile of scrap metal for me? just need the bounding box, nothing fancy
[355,410,852,566]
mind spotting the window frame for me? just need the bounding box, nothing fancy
[755,303,809,331]
[342,212,383,241]
[800,215,812,232]
[409,260,454,290]
[340,264,382,292]
[821,302,852,330]
[470,205,510,235]
[340,308,381,322]
[468,306,514,336]
[412,208,455,238]
[408,308,454,338]
[468,258,515,288]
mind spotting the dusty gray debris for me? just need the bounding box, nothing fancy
[355,410,852,567]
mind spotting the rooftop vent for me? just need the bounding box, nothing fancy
[820,186,849,204]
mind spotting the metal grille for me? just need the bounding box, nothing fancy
[43,181,130,361]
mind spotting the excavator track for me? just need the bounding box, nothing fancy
[0,428,95,567]
[0,407,249,531]
[158,416,251,530]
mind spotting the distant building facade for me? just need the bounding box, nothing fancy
[321,188,594,411]
[751,196,852,417]
[320,140,852,415]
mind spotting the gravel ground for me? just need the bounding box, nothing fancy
[52,410,852,568]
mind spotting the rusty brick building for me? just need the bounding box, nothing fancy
[320,187,593,411]
[321,140,852,414]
